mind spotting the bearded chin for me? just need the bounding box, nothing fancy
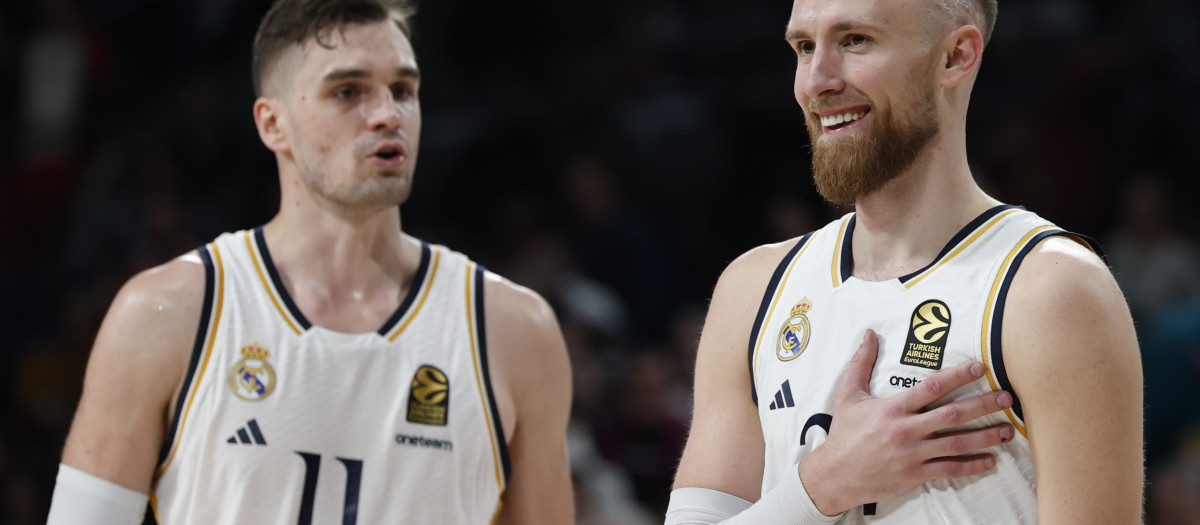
[809,102,939,206]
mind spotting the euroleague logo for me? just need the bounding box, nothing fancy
[900,300,951,370]
[406,364,450,426]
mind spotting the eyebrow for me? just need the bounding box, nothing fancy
[785,21,885,41]
[321,66,421,83]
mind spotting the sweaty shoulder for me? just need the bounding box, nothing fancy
[90,251,209,401]
[62,250,209,490]
[112,252,209,346]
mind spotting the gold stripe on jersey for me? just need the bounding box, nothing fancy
[830,216,850,288]
[981,225,1055,439]
[386,248,442,342]
[464,262,506,518]
[157,243,227,478]
[753,233,821,393]
[244,232,303,335]
[904,208,1023,289]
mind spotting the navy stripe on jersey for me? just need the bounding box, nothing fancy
[377,242,433,336]
[838,215,855,284]
[747,232,814,405]
[991,229,1098,422]
[898,204,1024,284]
[1070,233,1107,263]
[474,265,512,483]
[157,245,216,468]
[253,226,313,330]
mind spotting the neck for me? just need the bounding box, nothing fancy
[849,132,999,281]
[260,168,423,332]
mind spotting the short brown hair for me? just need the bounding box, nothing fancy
[974,0,998,46]
[251,0,416,96]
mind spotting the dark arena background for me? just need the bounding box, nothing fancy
[2,0,1198,522]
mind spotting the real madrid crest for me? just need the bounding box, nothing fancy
[777,298,813,361]
[229,343,276,401]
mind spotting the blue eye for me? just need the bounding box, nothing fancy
[797,41,816,55]
[847,34,870,46]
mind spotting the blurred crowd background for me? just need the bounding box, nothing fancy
[2,0,1199,523]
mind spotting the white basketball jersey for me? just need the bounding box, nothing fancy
[750,205,1098,524]
[151,228,509,524]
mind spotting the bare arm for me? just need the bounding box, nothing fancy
[485,274,575,525]
[60,255,205,492]
[1005,237,1144,524]
[674,241,1015,518]
[672,244,781,501]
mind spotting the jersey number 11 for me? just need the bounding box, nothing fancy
[295,451,363,525]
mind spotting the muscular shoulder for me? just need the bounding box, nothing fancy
[709,237,807,327]
[63,251,210,489]
[110,253,208,341]
[1003,235,1137,381]
[1008,236,1118,312]
[481,272,569,396]
[482,272,561,354]
[93,252,208,378]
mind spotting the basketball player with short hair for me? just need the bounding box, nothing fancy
[667,0,1143,523]
[47,1,573,523]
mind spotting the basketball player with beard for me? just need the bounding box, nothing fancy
[46,1,572,523]
[667,0,1143,523]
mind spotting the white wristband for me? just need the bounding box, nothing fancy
[47,464,149,525]
[666,465,841,525]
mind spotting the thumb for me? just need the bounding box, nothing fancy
[836,329,879,401]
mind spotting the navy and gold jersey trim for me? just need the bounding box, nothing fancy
[384,246,441,342]
[156,245,216,468]
[252,226,313,331]
[248,227,439,337]
[377,242,433,336]
[982,227,1102,438]
[833,215,855,287]
[900,205,1024,288]
[832,205,1029,289]
[246,229,305,335]
[156,243,226,477]
[465,261,511,514]
[472,265,512,484]
[748,232,816,405]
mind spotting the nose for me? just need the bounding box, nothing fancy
[800,46,845,101]
[365,88,403,132]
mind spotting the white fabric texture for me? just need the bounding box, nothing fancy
[666,467,840,525]
[47,464,148,525]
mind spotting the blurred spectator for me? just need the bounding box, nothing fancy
[1147,427,1200,525]
[1106,176,1200,325]
[19,0,86,157]
[594,351,690,516]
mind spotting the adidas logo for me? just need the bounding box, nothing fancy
[226,419,268,446]
[768,380,795,410]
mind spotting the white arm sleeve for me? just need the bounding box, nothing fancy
[665,465,842,525]
[47,464,149,525]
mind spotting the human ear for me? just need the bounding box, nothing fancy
[253,97,289,154]
[939,25,984,88]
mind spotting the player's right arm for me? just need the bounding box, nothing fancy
[52,254,205,515]
[670,241,1017,523]
[671,243,783,502]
